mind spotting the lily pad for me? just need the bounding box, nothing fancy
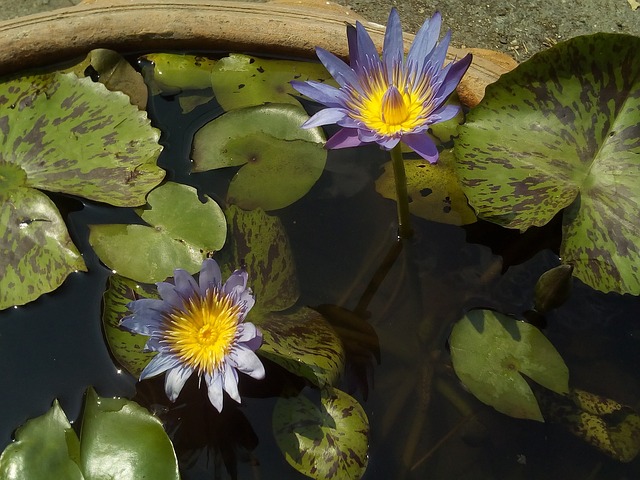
[80,388,180,480]
[0,183,87,310]
[455,34,640,294]
[375,150,476,225]
[0,390,179,480]
[0,400,83,480]
[254,307,345,387]
[192,103,326,210]
[210,53,336,110]
[102,274,157,377]
[139,53,218,94]
[273,387,369,480]
[89,182,226,283]
[223,205,299,312]
[449,309,569,421]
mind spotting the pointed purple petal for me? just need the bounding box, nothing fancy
[140,352,181,380]
[205,372,224,412]
[376,135,401,150]
[236,322,260,343]
[290,80,344,108]
[230,347,266,379]
[407,12,442,67]
[402,133,439,163]
[120,310,163,336]
[173,269,198,298]
[198,258,221,294]
[347,23,358,68]
[382,8,403,78]
[354,21,381,72]
[164,364,193,401]
[303,108,350,128]
[222,363,241,403]
[316,47,359,88]
[222,268,248,295]
[434,53,472,103]
[325,128,365,149]
[428,103,461,124]
[156,282,183,310]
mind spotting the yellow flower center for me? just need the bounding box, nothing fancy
[163,289,242,375]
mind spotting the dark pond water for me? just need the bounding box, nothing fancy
[1,53,639,480]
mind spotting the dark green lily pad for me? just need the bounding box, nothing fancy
[89,182,226,283]
[455,34,640,294]
[375,150,476,225]
[0,183,87,310]
[449,309,569,421]
[80,388,180,480]
[0,400,83,479]
[192,103,326,210]
[273,386,368,480]
[102,274,157,377]
[223,205,299,312]
[210,53,336,110]
[254,307,345,387]
[0,390,179,480]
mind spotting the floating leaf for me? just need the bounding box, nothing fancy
[89,182,226,283]
[192,104,326,210]
[254,307,344,387]
[80,388,180,480]
[0,71,164,206]
[0,182,87,310]
[533,264,574,313]
[223,205,299,312]
[536,387,640,462]
[455,34,640,294]
[273,387,369,480]
[0,400,83,480]
[139,53,217,94]
[102,274,157,377]
[449,309,569,421]
[210,53,336,110]
[375,150,476,225]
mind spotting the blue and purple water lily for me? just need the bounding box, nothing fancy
[291,8,472,164]
[121,258,265,412]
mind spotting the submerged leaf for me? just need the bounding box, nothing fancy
[254,307,345,387]
[0,71,164,206]
[455,34,640,294]
[102,274,157,377]
[80,388,180,480]
[533,264,574,313]
[210,53,337,110]
[0,400,83,480]
[0,184,86,310]
[139,53,218,94]
[449,309,569,421]
[375,150,476,225]
[89,182,226,283]
[273,387,369,480]
[192,104,326,210]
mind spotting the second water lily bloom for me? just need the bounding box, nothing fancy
[291,8,472,163]
[120,258,265,412]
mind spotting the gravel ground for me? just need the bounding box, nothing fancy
[0,0,638,61]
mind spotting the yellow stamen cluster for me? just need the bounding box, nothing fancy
[163,289,242,375]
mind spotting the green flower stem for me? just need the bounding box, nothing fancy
[390,143,413,239]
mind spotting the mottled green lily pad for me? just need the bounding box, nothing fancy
[0,183,87,310]
[375,150,476,225]
[102,274,157,377]
[455,34,640,294]
[0,390,179,480]
[273,386,368,480]
[449,309,569,422]
[254,307,345,387]
[0,400,82,480]
[192,103,326,210]
[89,182,226,283]
[223,205,299,312]
[210,53,336,110]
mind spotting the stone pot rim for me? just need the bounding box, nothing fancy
[0,0,517,106]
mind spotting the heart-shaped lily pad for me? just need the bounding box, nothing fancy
[273,387,369,480]
[449,309,569,421]
[210,53,337,110]
[455,34,640,294]
[89,182,226,283]
[375,149,476,225]
[192,103,326,210]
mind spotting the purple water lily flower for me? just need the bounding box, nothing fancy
[291,8,472,163]
[120,258,264,412]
